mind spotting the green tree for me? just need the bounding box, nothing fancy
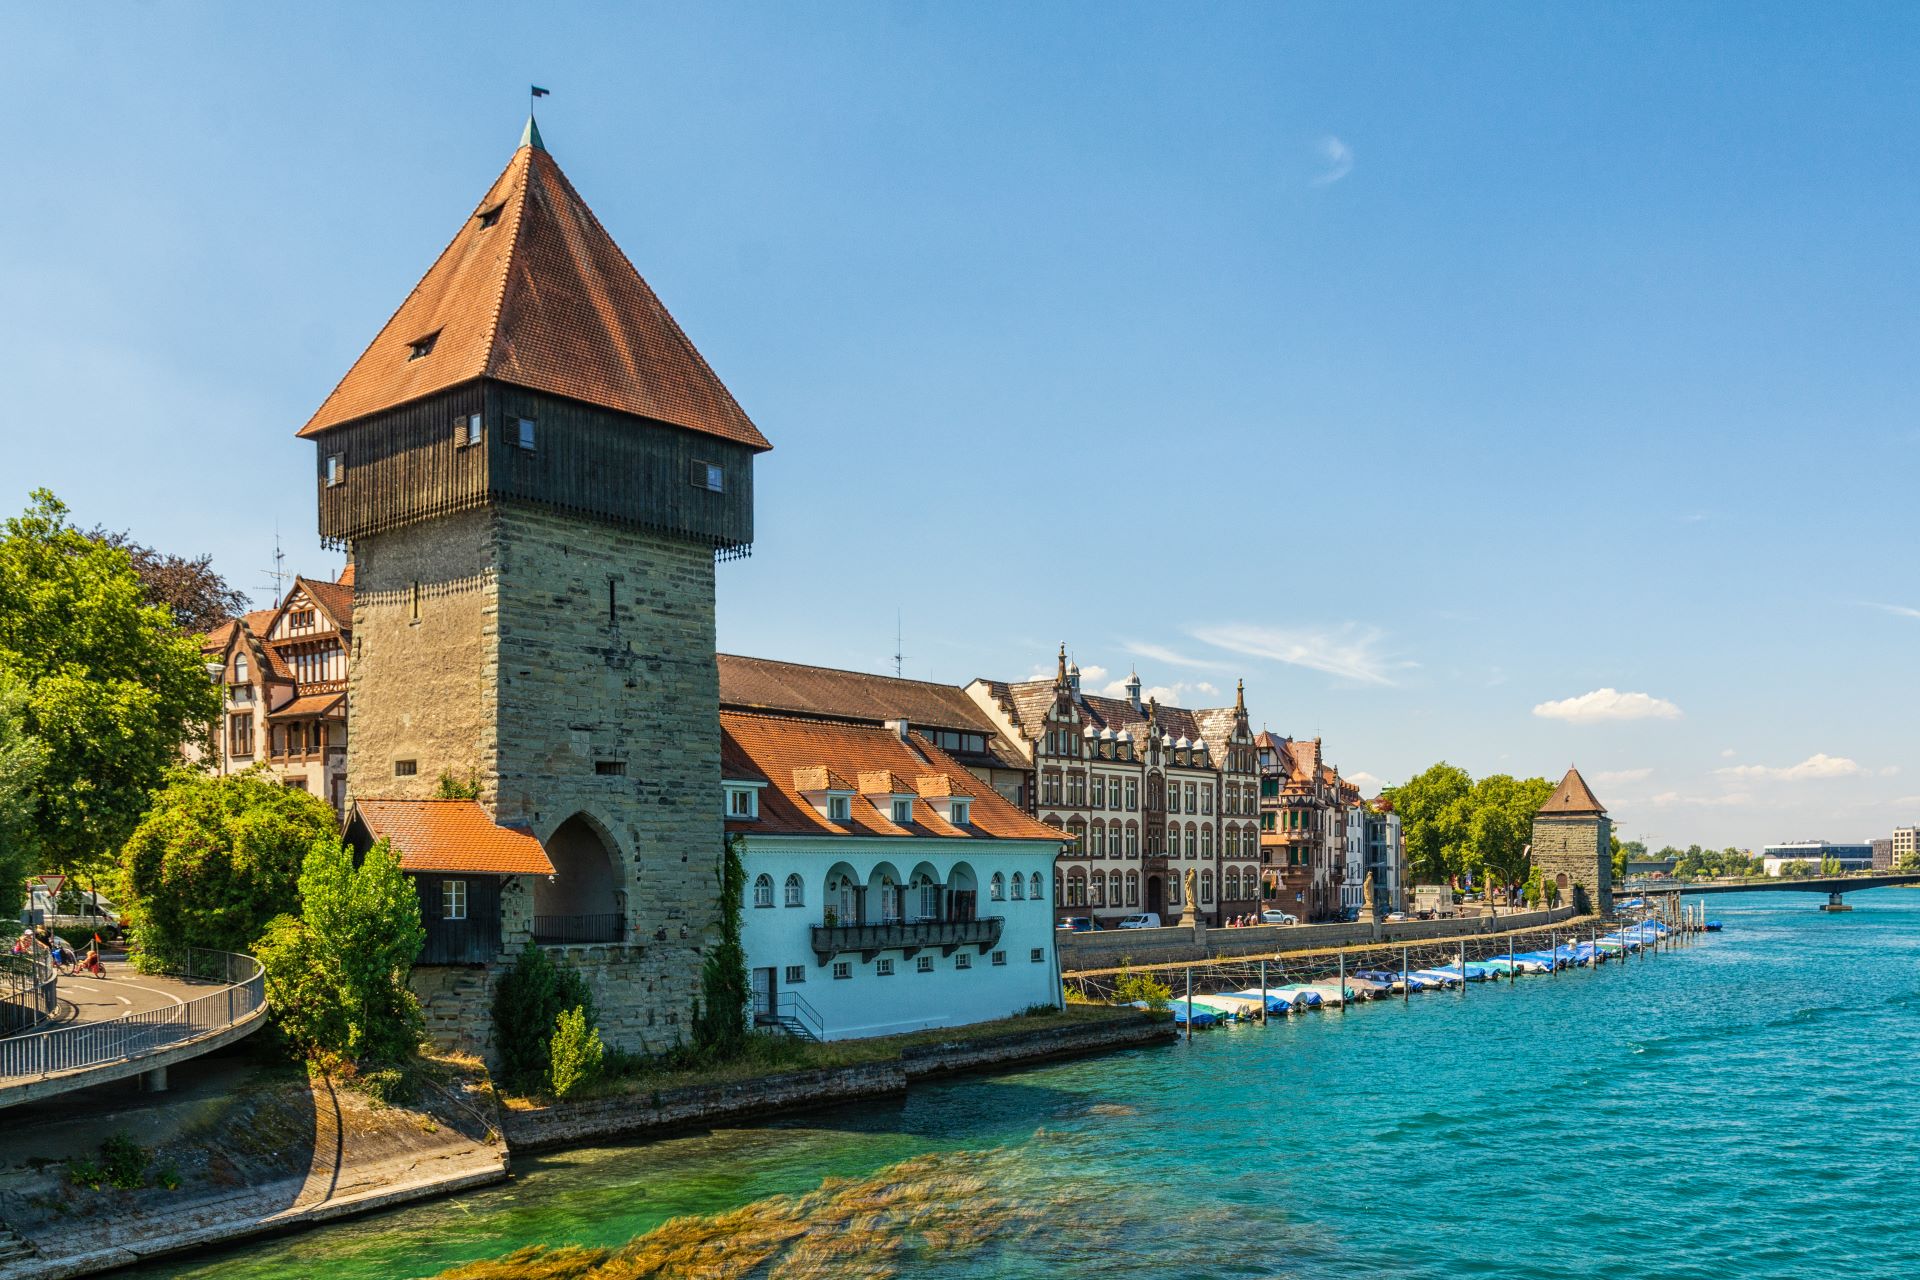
[1382,763,1474,884]
[548,1005,604,1099]
[691,834,750,1059]
[0,492,219,883]
[1466,774,1555,885]
[86,527,249,633]
[0,670,47,906]
[1897,849,1920,873]
[1781,859,1812,878]
[492,942,594,1094]
[121,770,338,969]
[256,838,424,1067]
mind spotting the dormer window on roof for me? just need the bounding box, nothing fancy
[828,795,852,822]
[476,202,504,229]
[724,781,763,821]
[407,331,440,361]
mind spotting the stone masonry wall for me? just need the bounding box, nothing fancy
[355,502,723,1061]
[346,508,499,802]
[491,504,722,1057]
[1531,814,1613,915]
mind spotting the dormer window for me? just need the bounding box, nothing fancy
[724,783,760,820]
[891,798,914,824]
[828,795,852,822]
[476,203,504,229]
[407,331,440,361]
[950,800,971,826]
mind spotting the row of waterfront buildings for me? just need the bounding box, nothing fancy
[1761,831,1919,875]
[192,116,1413,1052]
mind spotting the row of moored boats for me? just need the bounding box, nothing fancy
[1140,919,1681,1026]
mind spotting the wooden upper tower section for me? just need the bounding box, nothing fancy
[302,118,770,553]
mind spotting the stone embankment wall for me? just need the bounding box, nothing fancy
[0,1063,505,1280]
[1061,905,1582,972]
[505,1012,1174,1152]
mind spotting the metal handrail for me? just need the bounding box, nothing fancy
[0,947,265,1082]
[774,990,823,1039]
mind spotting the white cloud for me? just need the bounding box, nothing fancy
[1595,767,1653,785]
[1653,790,1752,809]
[1121,641,1228,671]
[1531,688,1682,723]
[1720,748,1737,758]
[1311,135,1353,186]
[1716,753,1865,782]
[1866,602,1920,620]
[1189,622,1402,687]
[1076,664,1109,688]
[1346,770,1385,792]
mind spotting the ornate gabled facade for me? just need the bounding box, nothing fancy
[197,568,354,815]
[965,650,1261,926]
[1256,731,1361,922]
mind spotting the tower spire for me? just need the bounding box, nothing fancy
[520,114,546,153]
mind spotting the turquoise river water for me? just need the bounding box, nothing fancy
[129,892,1920,1279]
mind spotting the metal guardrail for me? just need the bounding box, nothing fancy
[0,949,57,1035]
[532,913,627,944]
[0,948,264,1082]
[810,916,1005,964]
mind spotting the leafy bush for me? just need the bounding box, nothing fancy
[549,1004,604,1098]
[492,942,594,1094]
[257,838,425,1067]
[69,1132,150,1190]
[122,769,337,970]
[1112,962,1171,1012]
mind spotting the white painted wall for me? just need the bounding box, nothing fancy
[739,835,1062,1040]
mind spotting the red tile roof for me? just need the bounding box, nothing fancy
[722,711,1061,842]
[1538,767,1607,816]
[267,692,345,721]
[351,799,556,875]
[299,136,769,453]
[717,654,1022,768]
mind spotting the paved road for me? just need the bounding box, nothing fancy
[49,956,221,1027]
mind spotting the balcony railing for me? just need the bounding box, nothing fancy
[532,913,626,945]
[810,916,1004,964]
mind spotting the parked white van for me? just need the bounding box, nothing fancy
[1116,913,1162,929]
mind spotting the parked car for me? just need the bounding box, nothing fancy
[1056,916,1097,932]
[1384,911,1408,923]
[23,885,124,936]
[1116,913,1162,929]
[1259,910,1298,926]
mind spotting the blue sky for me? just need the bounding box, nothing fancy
[3,4,1915,850]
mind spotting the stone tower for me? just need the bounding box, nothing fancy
[1531,767,1612,916]
[298,117,772,1054]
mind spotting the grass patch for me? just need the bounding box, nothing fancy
[501,1004,1144,1108]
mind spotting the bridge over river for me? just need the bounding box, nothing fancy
[1630,873,1920,912]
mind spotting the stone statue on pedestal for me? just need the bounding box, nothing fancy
[1362,872,1375,916]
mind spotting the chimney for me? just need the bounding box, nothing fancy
[885,717,910,741]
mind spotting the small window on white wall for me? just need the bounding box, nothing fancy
[784,965,805,984]
[876,958,895,977]
[753,874,773,908]
[950,800,971,826]
[784,873,804,907]
[725,786,758,820]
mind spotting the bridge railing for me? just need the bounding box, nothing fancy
[0,948,265,1082]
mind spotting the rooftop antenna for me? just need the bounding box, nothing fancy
[262,527,288,604]
[892,609,909,678]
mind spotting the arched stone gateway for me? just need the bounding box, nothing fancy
[534,814,623,942]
